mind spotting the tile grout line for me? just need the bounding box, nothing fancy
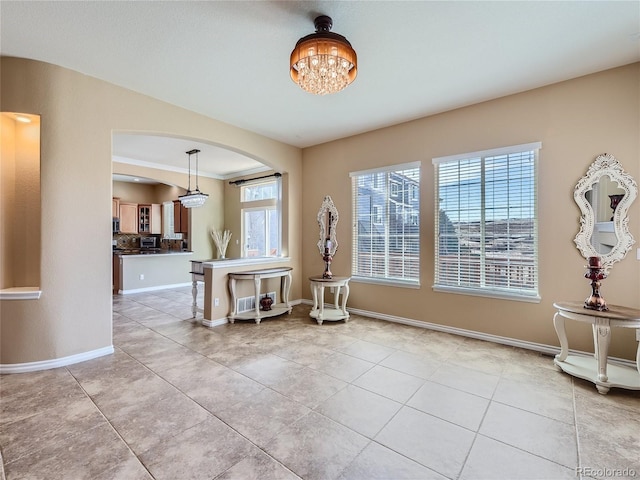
[65,366,157,480]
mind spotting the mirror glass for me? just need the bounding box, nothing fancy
[584,175,626,254]
[317,195,339,256]
[574,153,637,271]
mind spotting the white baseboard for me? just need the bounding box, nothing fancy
[203,317,228,327]
[302,300,637,368]
[0,346,114,374]
[120,282,192,294]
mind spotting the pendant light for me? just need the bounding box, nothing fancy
[290,15,357,95]
[178,149,208,208]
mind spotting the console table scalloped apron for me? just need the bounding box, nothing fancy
[228,267,293,323]
[552,301,640,394]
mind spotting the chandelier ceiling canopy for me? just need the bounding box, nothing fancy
[290,15,357,96]
[178,149,208,208]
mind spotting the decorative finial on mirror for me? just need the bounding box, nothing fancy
[317,196,339,278]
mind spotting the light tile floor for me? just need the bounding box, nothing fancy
[1,286,639,480]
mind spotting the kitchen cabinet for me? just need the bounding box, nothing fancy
[173,200,189,234]
[138,204,162,234]
[150,203,162,234]
[112,197,120,218]
[112,253,120,294]
[138,204,151,233]
[119,202,138,234]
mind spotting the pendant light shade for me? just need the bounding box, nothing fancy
[179,149,208,208]
[290,15,357,96]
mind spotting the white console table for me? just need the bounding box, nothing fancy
[309,276,351,325]
[553,301,640,394]
[228,267,292,323]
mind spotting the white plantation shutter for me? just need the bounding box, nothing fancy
[433,143,540,302]
[350,162,421,286]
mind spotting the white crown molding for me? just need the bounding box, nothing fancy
[112,156,272,181]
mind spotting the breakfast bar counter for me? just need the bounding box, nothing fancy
[114,250,194,294]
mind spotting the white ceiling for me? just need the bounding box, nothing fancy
[112,134,270,180]
[2,1,639,177]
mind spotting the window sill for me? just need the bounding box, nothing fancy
[432,285,541,303]
[0,287,42,300]
[351,276,420,289]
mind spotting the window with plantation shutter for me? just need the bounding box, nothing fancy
[433,143,540,302]
[351,162,421,287]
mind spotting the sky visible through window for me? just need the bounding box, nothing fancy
[438,152,535,223]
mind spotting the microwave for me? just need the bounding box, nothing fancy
[140,236,156,249]
[112,217,120,234]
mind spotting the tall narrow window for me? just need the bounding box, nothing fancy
[241,179,281,257]
[433,142,540,301]
[351,162,421,286]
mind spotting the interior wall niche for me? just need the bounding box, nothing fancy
[0,112,41,291]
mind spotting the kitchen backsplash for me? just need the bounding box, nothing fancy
[113,234,187,250]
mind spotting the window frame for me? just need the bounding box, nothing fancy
[240,178,281,258]
[350,162,421,288]
[432,142,541,303]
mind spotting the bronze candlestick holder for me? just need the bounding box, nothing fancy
[584,256,608,311]
[322,239,333,279]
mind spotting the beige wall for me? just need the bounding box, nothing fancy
[301,63,640,360]
[1,55,637,366]
[0,57,302,365]
[1,114,41,289]
[113,180,160,205]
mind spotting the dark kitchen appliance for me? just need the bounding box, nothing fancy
[139,236,156,249]
[112,217,120,234]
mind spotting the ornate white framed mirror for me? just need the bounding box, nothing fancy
[317,195,339,256]
[574,153,637,272]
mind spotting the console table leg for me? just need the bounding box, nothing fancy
[341,282,350,320]
[253,277,261,322]
[553,312,569,362]
[191,279,198,318]
[311,284,318,312]
[594,318,611,383]
[284,272,292,313]
[318,286,325,323]
[636,331,640,375]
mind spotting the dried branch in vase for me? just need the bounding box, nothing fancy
[210,229,232,259]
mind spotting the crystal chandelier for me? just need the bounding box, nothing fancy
[290,15,357,95]
[178,149,208,208]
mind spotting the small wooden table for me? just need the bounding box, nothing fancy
[309,276,351,325]
[553,301,640,394]
[228,267,292,323]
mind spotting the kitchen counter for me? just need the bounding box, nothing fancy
[113,250,194,294]
[113,249,193,257]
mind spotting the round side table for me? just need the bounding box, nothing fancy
[309,276,351,325]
